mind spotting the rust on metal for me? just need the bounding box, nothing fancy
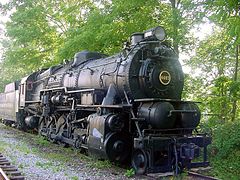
[0,168,9,180]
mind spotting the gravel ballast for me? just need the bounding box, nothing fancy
[0,123,133,180]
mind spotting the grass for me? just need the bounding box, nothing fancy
[34,135,50,146]
[205,121,240,180]
[15,143,31,154]
[0,140,8,152]
[18,163,24,169]
[91,159,112,169]
[124,168,135,178]
[44,152,70,163]
[70,176,79,180]
[18,163,29,169]
[35,159,65,173]
[209,151,240,180]
[36,161,54,169]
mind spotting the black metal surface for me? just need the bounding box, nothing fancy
[178,102,201,128]
[24,116,39,129]
[132,149,148,174]
[104,133,131,163]
[138,102,176,129]
[71,51,107,67]
[134,98,201,103]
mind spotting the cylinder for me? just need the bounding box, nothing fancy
[138,102,176,129]
[25,116,39,129]
[107,114,124,132]
[179,103,201,128]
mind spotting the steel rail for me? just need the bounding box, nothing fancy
[188,171,219,180]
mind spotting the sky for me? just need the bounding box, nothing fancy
[179,20,215,73]
[0,0,12,61]
[0,0,10,24]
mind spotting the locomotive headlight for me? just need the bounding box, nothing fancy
[144,26,166,41]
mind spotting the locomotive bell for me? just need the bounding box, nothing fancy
[138,102,176,129]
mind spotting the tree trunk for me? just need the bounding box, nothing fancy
[231,44,239,121]
[231,6,240,122]
[169,0,180,56]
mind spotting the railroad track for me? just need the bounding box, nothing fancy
[139,172,174,179]
[139,171,219,180]
[0,153,24,180]
[188,171,219,180]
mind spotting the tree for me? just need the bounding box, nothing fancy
[0,0,97,89]
[186,29,237,121]
[0,0,210,94]
[205,0,240,121]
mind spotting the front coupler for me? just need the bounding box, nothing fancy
[131,133,211,174]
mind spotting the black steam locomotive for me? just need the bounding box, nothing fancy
[0,27,211,174]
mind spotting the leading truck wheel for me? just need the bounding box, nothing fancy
[131,149,148,175]
[105,133,131,163]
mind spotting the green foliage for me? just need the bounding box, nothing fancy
[181,2,240,178]
[0,140,9,152]
[70,176,79,180]
[229,81,240,99]
[15,143,31,154]
[212,122,240,158]
[183,0,240,122]
[0,0,202,91]
[58,0,164,57]
[91,160,112,169]
[209,121,240,179]
[206,0,240,43]
[36,161,54,169]
[34,135,50,146]
[124,168,135,178]
[185,28,239,121]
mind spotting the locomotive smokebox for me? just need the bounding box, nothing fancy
[138,102,176,129]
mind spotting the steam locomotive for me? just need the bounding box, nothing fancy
[0,27,211,174]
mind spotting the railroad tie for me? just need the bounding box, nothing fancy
[0,153,25,180]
